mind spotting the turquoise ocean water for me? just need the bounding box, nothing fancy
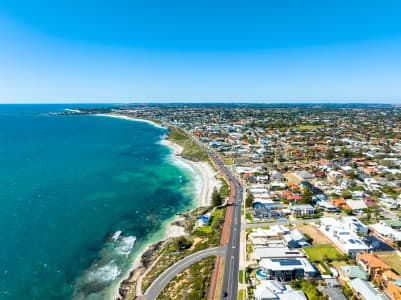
[0,105,198,299]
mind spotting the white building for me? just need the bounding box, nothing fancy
[259,258,318,280]
[343,217,369,235]
[252,247,303,261]
[370,222,401,245]
[254,280,307,300]
[319,218,370,255]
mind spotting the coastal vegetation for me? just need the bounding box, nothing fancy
[211,187,223,207]
[138,206,225,296]
[157,256,215,300]
[219,178,230,199]
[168,126,209,161]
[194,208,224,235]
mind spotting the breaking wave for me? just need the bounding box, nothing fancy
[72,232,136,299]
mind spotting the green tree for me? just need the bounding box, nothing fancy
[301,186,313,204]
[173,236,192,251]
[325,147,335,159]
[343,209,353,216]
[245,192,254,207]
[211,187,223,207]
[341,190,352,199]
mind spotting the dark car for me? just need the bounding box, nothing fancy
[222,291,228,297]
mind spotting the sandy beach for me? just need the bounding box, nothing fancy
[95,113,166,129]
[97,113,219,299]
[95,113,218,211]
[160,139,219,208]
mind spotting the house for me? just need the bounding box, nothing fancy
[317,200,337,212]
[346,199,368,212]
[383,219,401,230]
[363,167,378,176]
[343,217,369,235]
[319,218,370,255]
[362,197,377,207]
[284,230,310,248]
[322,288,347,300]
[259,258,318,281]
[383,270,401,281]
[289,204,315,217]
[349,278,389,300]
[249,227,290,246]
[195,214,209,227]
[329,198,352,210]
[257,175,269,183]
[387,279,401,300]
[254,280,307,300]
[325,278,341,288]
[356,251,392,277]
[380,197,399,209]
[369,222,401,246]
[295,170,314,181]
[339,265,368,281]
[253,206,284,220]
[252,247,303,261]
[271,170,286,182]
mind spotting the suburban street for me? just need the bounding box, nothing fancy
[144,246,226,300]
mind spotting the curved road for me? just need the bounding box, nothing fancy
[144,246,227,300]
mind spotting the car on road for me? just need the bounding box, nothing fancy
[222,291,228,297]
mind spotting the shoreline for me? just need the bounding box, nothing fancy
[94,113,166,129]
[95,113,219,299]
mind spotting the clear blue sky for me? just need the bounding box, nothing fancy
[1,0,401,103]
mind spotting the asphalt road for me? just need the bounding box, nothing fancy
[144,246,226,300]
[208,151,243,300]
[180,130,243,299]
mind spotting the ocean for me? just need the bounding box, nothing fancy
[0,105,198,299]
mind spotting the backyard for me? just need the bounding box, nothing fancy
[375,251,401,275]
[303,244,342,262]
[296,224,332,245]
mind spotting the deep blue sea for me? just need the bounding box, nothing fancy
[0,105,197,299]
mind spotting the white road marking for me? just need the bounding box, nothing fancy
[232,227,237,248]
[228,256,235,297]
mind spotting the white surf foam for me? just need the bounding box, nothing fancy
[87,261,121,282]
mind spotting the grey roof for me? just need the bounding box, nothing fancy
[339,265,368,280]
[349,278,389,300]
[253,247,303,259]
[290,204,314,210]
[322,288,347,300]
